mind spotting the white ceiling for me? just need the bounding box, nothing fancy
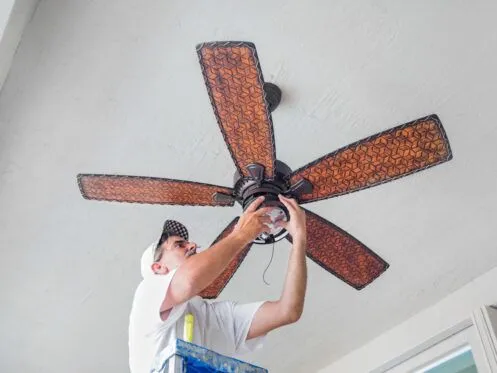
[1,1,497,372]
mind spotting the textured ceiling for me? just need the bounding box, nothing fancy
[1,1,497,372]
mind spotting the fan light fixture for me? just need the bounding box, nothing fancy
[230,160,312,244]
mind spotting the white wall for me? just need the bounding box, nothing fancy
[0,0,16,40]
[318,265,497,373]
[0,0,39,92]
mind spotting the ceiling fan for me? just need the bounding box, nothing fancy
[77,41,453,298]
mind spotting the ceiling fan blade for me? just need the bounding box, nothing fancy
[197,41,276,178]
[287,208,388,290]
[290,114,452,203]
[200,217,253,299]
[77,174,234,206]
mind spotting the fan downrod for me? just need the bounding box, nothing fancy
[264,83,282,112]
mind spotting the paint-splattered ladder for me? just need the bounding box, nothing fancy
[152,339,268,373]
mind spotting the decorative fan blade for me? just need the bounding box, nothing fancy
[77,174,234,206]
[197,41,276,178]
[200,218,252,299]
[290,114,452,203]
[287,208,388,289]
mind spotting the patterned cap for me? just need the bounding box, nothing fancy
[162,219,189,241]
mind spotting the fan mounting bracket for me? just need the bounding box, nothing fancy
[246,163,265,181]
[213,192,236,205]
[287,178,313,197]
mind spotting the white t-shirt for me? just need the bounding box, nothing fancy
[128,269,266,373]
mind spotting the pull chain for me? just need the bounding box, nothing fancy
[263,241,276,286]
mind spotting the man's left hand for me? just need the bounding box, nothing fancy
[276,195,306,241]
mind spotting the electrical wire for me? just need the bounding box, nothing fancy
[263,241,275,285]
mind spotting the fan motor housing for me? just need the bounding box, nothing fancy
[233,160,294,244]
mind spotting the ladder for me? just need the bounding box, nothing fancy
[152,339,268,373]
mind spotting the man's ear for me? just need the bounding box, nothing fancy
[151,262,168,275]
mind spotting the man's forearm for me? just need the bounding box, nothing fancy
[177,232,249,294]
[279,235,307,320]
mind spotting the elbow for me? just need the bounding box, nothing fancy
[175,277,196,299]
[284,307,303,324]
[177,267,203,297]
[289,309,303,324]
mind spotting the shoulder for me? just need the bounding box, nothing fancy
[133,275,168,301]
[130,274,189,331]
[130,273,176,317]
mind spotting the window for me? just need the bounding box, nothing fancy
[420,345,478,373]
[374,306,497,373]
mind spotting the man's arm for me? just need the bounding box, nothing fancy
[247,195,307,339]
[161,197,271,312]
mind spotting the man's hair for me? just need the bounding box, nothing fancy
[153,232,170,262]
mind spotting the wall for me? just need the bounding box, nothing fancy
[318,265,497,373]
[0,0,16,39]
[0,0,39,92]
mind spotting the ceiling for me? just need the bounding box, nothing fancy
[1,1,497,372]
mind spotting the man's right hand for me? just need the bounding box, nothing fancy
[232,196,272,244]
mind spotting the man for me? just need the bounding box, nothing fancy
[128,195,307,373]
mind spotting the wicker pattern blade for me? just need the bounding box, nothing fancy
[197,41,276,178]
[200,218,252,299]
[77,174,234,206]
[287,208,388,289]
[290,114,452,203]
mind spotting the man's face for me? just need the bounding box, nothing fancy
[153,236,197,274]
